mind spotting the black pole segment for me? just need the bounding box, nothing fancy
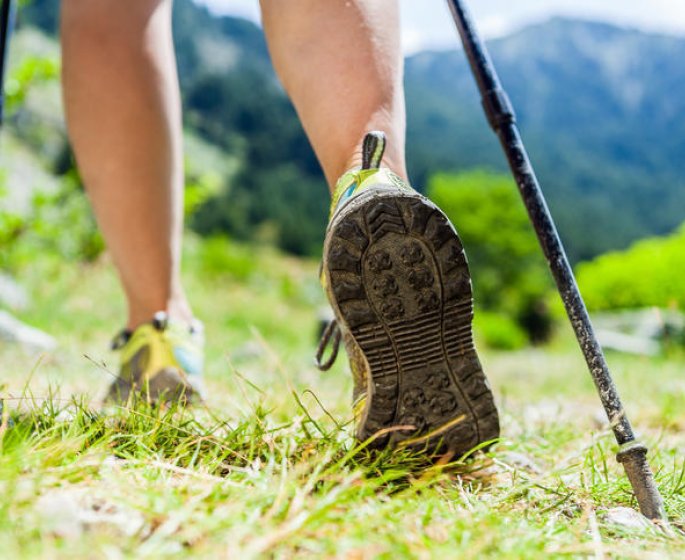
[0,0,15,127]
[446,0,666,521]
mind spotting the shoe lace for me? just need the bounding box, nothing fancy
[315,319,341,371]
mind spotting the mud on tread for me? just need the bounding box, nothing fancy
[326,192,500,455]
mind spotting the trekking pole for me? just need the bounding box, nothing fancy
[0,0,15,127]
[446,0,667,522]
[0,0,12,427]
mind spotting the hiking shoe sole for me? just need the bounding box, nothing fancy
[324,188,500,455]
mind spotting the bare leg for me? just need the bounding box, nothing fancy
[61,0,192,329]
[263,2,501,456]
[260,0,407,189]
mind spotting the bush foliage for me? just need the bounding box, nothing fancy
[576,224,685,311]
[428,170,554,345]
[0,175,104,272]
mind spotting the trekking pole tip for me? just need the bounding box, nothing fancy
[616,441,669,524]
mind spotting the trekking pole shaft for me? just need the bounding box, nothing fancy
[0,0,15,127]
[446,0,666,521]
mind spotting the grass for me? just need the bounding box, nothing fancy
[1,236,685,558]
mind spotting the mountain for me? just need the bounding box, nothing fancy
[16,0,328,256]
[13,3,685,261]
[405,18,685,261]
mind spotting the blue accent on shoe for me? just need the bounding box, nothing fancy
[173,347,203,376]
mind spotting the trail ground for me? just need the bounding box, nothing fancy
[2,238,684,558]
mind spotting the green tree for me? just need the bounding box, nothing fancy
[187,68,328,256]
[428,170,553,343]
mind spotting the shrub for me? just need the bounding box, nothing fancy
[197,235,256,281]
[428,170,554,344]
[576,224,685,310]
[0,173,104,272]
[474,311,528,350]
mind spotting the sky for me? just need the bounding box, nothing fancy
[198,0,685,53]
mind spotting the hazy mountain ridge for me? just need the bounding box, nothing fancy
[405,17,685,260]
[14,2,685,261]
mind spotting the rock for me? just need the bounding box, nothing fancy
[595,329,660,356]
[79,500,145,537]
[36,491,84,540]
[593,308,685,355]
[36,489,145,540]
[0,310,57,352]
[499,451,542,474]
[0,273,29,311]
[603,506,654,533]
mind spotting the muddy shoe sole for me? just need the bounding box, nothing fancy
[323,187,500,455]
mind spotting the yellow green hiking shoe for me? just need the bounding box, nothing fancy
[105,312,205,405]
[318,131,499,455]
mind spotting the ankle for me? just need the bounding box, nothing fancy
[126,294,195,331]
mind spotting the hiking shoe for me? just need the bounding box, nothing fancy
[105,311,205,405]
[318,131,499,455]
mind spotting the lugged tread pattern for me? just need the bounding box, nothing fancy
[325,190,500,455]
